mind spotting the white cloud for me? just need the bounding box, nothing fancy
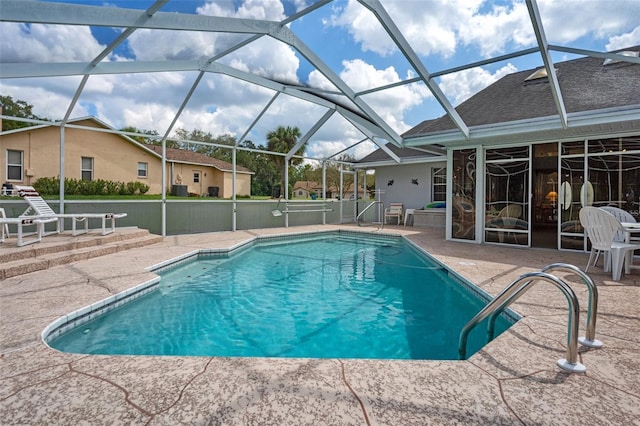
[439,63,518,106]
[339,59,425,133]
[538,0,640,46]
[223,37,300,83]
[457,2,533,57]
[328,0,529,58]
[330,0,640,59]
[197,0,286,20]
[606,25,640,51]
[0,80,90,121]
[0,23,105,62]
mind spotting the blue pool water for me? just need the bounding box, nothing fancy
[48,232,515,360]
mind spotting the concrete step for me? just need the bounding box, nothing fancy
[0,228,163,280]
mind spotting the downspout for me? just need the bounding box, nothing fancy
[354,169,358,220]
[232,147,237,231]
[322,161,327,220]
[339,164,344,223]
[59,126,65,215]
[322,162,327,225]
[170,162,174,191]
[284,157,289,228]
[161,140,166,237]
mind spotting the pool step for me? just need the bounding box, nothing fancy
[0,227,163,280]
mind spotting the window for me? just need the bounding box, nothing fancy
[432,167,446,202]
[81,157,93,181]
[137,162,148,178]
[193,172,200,183]
[7,150,23,181]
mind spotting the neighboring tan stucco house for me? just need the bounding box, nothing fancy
[292,180,368,199]
[0,117,253,197]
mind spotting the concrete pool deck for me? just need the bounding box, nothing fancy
[1,225,639,425]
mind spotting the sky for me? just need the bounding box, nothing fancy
[1,0,640,161]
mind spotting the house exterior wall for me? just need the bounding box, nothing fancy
[1,120,163,192]
[1,120,251,197]
[295,188,311,198]
[374,162,446,210]
[225,172,251,198]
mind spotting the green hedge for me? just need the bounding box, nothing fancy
[34,177,149,196]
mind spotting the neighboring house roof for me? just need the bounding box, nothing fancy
[404,46,640,147]
[0,115,116,136]
[144,145,253,174]
[292,181,321,191]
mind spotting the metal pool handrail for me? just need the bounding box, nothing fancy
[486,263,602,348]
[458,271,586,373]
[357,200,384,229]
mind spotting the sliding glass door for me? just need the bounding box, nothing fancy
[484,146,530,246]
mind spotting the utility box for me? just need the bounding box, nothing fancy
[171,184,188,197]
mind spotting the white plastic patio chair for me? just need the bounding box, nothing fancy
[599,206,639,241]
[579,206,640,280]
[385,202,404,224]
[496,204,522,243]
[600,206,640,272]
[384,203,403,225]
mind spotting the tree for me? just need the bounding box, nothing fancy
[290,163,314,189]
[1,95,49,131]
[119,126,162,145]
[266,126,303,195]
[236,140,280,196]
[321,155,357,199]
[173,128,235,157]
[165,128,282,196]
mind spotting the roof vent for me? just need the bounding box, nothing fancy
[525,68,554,82]
[603,50,639,65]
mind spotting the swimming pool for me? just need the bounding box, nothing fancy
[45,231,517,360]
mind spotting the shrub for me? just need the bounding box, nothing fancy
[33,177,150,196]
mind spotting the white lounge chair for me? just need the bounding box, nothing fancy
[15,185,127,236]
[0,207,58,246]
[579,206,640,280]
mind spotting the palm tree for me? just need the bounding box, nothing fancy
[266,126,303,196]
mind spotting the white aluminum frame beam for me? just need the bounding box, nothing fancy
[526,0,567,129]
[286,109,335,160]
[268,25,403,146]
[358,0,470,139]
[237,92,281,145]
[356,47,541,97]
[0,0,275,34]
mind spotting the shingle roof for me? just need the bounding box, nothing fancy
[404,46,640,137]
[144,144,253,174]
[357,142,441,163]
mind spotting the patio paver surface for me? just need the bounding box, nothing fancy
[1,225,639,425]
